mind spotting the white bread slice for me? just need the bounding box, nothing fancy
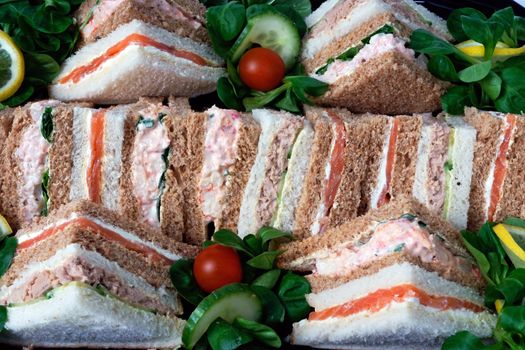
[69,107,95,203]
[443,116,476,229]
[306,262,483,311]
[49,20,225,104]
[273,121,315,232]
[237,109,303,237]
[1,283,185,348]
[0,243,182,315]
[291,301,495,349]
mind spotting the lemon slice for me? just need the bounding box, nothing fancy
[0,30,24,102]
[493,223,525,268]
[0,214,12,240]
[456,40,525,59]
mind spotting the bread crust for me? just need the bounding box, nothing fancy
[75,0,209,46]
[217,116,261,232]
[315,51,446,115]
[306,253,484,293]
[464,108,505,230]
[0,108,15,223]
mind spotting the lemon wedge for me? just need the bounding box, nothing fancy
[456,40,525,60]
[0,214,12,240]
[493,223,525,268]
[0,30,24,102]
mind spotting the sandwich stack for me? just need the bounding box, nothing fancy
[0,201,198,348]
[49,0,226,104]
[0,99,195,241]
[278,197,496,349]
[303,0,449,114]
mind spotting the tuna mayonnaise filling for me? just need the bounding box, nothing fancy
[426,123,450,213]
[256,120,302,226]
[199,107,241,223]
[314,217,476,279]
[131,107,170,228]
[314,33,415,84]
[2,256,177,315]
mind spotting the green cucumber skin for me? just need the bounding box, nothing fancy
[183,283,263,349]
[230,12,300,69]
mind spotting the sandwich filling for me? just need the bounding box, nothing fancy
[131,107,170,228]
[199,107,242,224]
[371,117,399,209]
[314,32,415,84]
[81,0,204,39]
[485,114,517,221]
[257,119,303,227]
[16,101,61,222]
[308,284,485,321]
[87,110,106,204]
[59,33,213,85]
[1,244,179,315]
[314,215,477,279]
[413,118,451,214]
[16,214,181,264]
[310,111,347,235]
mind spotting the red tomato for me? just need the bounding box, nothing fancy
[193,244,243,293]
[239,47,286,92]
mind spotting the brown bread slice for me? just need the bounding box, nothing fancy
[306,252,484,293]
[75,0,208,46]
[292,108,336,239]
[277,196,472,273]
[465,108,525,229]
[0,108,15,221]
[315,51,447,114]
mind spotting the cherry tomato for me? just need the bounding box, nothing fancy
[193,244,243,293]
[239,47,286,92]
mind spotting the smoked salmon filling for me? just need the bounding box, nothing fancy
[17,217,173,265]
[59,33,213,84]
[308,284,485,321]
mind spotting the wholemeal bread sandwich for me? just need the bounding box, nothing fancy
[237,109,304,237]
[278,196,483,291]
[0,101,81,230]
[182,106,260,244]
[49,20,225,104]
[304,0,449,114]
[291,262,495,349]
[465,108,525,229]
[75,0,208,46]
[0,201,198,348]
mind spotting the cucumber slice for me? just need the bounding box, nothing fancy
[182,283,262,349]
[230,9,300,69]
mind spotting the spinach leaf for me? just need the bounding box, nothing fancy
[246,250,283,270]
[41,169,50,217]
[257,227,291,250]
[213,229,254,257]
[157,147,170,222]
[207,318,253,350]
[277,272,311,322]
[169,259,207,306]
[410,29,461,56]
[427,55,459,82]
[271,0,310,18]
[243,234,263,256]
[440,86,474,115]
[233,318,281,348]
[503,217,525,229]
[40,107,54,143]
[252,269,281,289]
[207,2,246,42]
[485,269,525,306]
[0,306,6,332]
[251,285,285,327]
[480,72,503,101]
[441,331,493,350]
[458,60,492,83]
[0,236,17,279]
[495,67,525,114]
[447,8,487,42]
